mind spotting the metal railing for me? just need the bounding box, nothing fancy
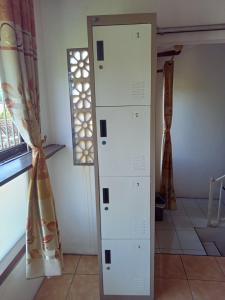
[0,89,22,151]
[0,119,21,151]
[207,174,225,227]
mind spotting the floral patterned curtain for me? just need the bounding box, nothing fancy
[160,60,176,210]
[0,0,63,278]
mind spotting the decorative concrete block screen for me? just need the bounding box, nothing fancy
[67,48,94,165]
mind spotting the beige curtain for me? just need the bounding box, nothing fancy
[0,0,63,278]
[160,61,176,210]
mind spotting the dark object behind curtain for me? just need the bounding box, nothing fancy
[160,61,176,210]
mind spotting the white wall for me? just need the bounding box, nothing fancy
[0,256,42,300]
[172,44,225,198]
[0,173,43,299]
[0,174,27,260]
[36,0,225,254]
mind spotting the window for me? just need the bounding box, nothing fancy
[67,48,94,165]
[0,85,28,163]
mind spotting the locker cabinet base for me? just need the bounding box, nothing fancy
[102,295,153,300]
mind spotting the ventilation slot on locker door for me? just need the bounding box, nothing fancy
[134,277,146,292]
[129,81,145,97]
[132,219,148,237]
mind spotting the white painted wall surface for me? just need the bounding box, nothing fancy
[172,44,225,198]
[0,256,42,300]
[0,173,43,299]
[36,0,225,254]
[0,174,27,260]
[46,153,97,254]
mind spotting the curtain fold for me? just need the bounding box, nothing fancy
[160,60,176,210]
[0,0,63,278]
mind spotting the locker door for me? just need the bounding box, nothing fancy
[93,24,151,107]
[96,106,150,177]
[100,177,150,239]
[102,239,150,295]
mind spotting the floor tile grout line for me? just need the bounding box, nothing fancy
[196,199,208,218]
[180,254,225,282]
[186,279,196,300]
[65,255,82,300]
[156,224,208,254]
[214,256,225,278]
[33,277,46,300]
[179,255,195,300]
[156,225,207,254]
[155,275,187,280]
[189,278,225,282]
[179,255,188,280]
[169,199,208,255]
[156,254,225,282]
[158,246,206,251]
[173,220,193,252]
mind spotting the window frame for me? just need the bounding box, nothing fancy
[0,142,29,165]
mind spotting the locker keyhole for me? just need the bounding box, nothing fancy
[136,32,140,38]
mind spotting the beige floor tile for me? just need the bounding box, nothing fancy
[76,255,99,275]
[155,254,186,279]
[181,255,225,281]
[155,278,192,300]
[68,275,100,300]
[189,280,225,300]
[35,274,73,300]
[63,255,80,274]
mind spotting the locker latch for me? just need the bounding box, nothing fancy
[97,40,104,61]
[105,250,111,264]
[103,188,109,204]
[100,120,107,138]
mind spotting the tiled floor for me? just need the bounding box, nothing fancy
[34,198,225,299]
[155,254,225,300]
[35,254,225,300]
[155,198,225,256]
[35,255,99,300]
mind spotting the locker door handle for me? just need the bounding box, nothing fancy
[103,188,109,204]
[97,41,104,61]
[100,120,107,137]
[105,250,111,264]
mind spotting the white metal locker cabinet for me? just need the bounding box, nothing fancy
[101,239,150,296]
[96,106,150,177]
[93,24,152,107]
[100,177,150,239]
[88,13,156,300]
